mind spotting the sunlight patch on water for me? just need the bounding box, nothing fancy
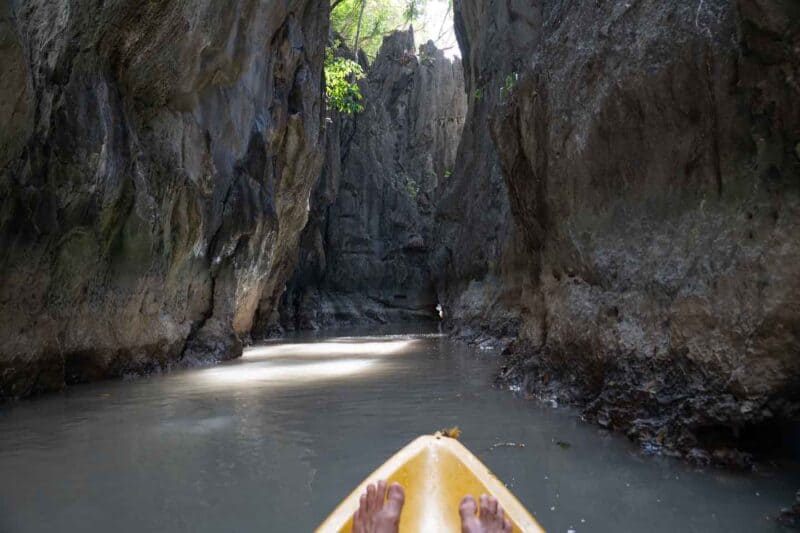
[200,358,378,386]
[193,337,418,389]
[243,339,418,359]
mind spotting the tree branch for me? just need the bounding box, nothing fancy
[353,0,367,60]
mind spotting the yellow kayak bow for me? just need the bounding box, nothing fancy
[316,434,545,532]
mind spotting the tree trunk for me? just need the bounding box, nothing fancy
[353,0,366,60]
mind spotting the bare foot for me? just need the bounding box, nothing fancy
[459,494,513,533]
[352,480,405,533]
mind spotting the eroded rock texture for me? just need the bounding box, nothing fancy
[0,0,327,398]
[452,0,800,461]
[278,31,466,329]
[431,0,533,347]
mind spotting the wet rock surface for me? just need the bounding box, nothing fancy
[277,31,466,330]
[431,0,539,345]
[451,0,800,464]
[780,490,800,529]
[0,0,327,398]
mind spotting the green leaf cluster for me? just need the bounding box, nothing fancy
[331,0,427,60]
[500,72,519,100]
[404,176,420,199]
[324,49,366,114]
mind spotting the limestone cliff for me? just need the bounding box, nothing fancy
[278,31,466,329]
[0,0,327,398]
[449,0,800,462]
[431,0,531,347]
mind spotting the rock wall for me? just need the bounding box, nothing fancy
[278,31,466,329]
[451,0,800,461]
[431,0,534,347]
[0,0,328,398]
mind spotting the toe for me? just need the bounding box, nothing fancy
[503,517,513,532]
[366,483,377,512]
[460,495,479,533]
[459,495,477,519]
[385,483,405,516]
[375,480,387,509]
[382,483,406,524]
[488,496,498,515]
[479,494,490,517]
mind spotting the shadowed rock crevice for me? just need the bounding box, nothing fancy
[275,30,466,331]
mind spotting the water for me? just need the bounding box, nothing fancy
[0,326,797,532]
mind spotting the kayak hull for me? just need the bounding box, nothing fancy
[316,435,544,532]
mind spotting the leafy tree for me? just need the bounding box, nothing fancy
[324,47,366,114]
[403,0,423,23]
[353,0,368,60]
[326,0,455,113]
[330,0,428,60]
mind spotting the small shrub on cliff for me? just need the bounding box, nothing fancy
[404,177,420,199]
[500,72,518,100]
[325,49,366,114]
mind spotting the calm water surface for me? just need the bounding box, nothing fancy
[0,326,797,532]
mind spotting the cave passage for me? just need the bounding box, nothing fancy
[1,0,799,531]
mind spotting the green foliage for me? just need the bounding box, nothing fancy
[324,48,366,114]
[500,72,519,100]
[404,176,420,199]
[444,168,452,178]
[403,0,423,23]
[473,88,483,101]
[331,0,428,60]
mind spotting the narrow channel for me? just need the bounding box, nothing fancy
[0,326,795,532]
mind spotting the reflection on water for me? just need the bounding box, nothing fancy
[244,338,419,358]
[198,338,419,387]
[201,359,379,385]
[0,325,797,533]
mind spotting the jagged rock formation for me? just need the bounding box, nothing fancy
[277,31,466,329]
[430,0,531,347]
[448,0,800,462]
[0,0,327,398]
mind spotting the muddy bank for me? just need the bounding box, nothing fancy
[499,339,800,468]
